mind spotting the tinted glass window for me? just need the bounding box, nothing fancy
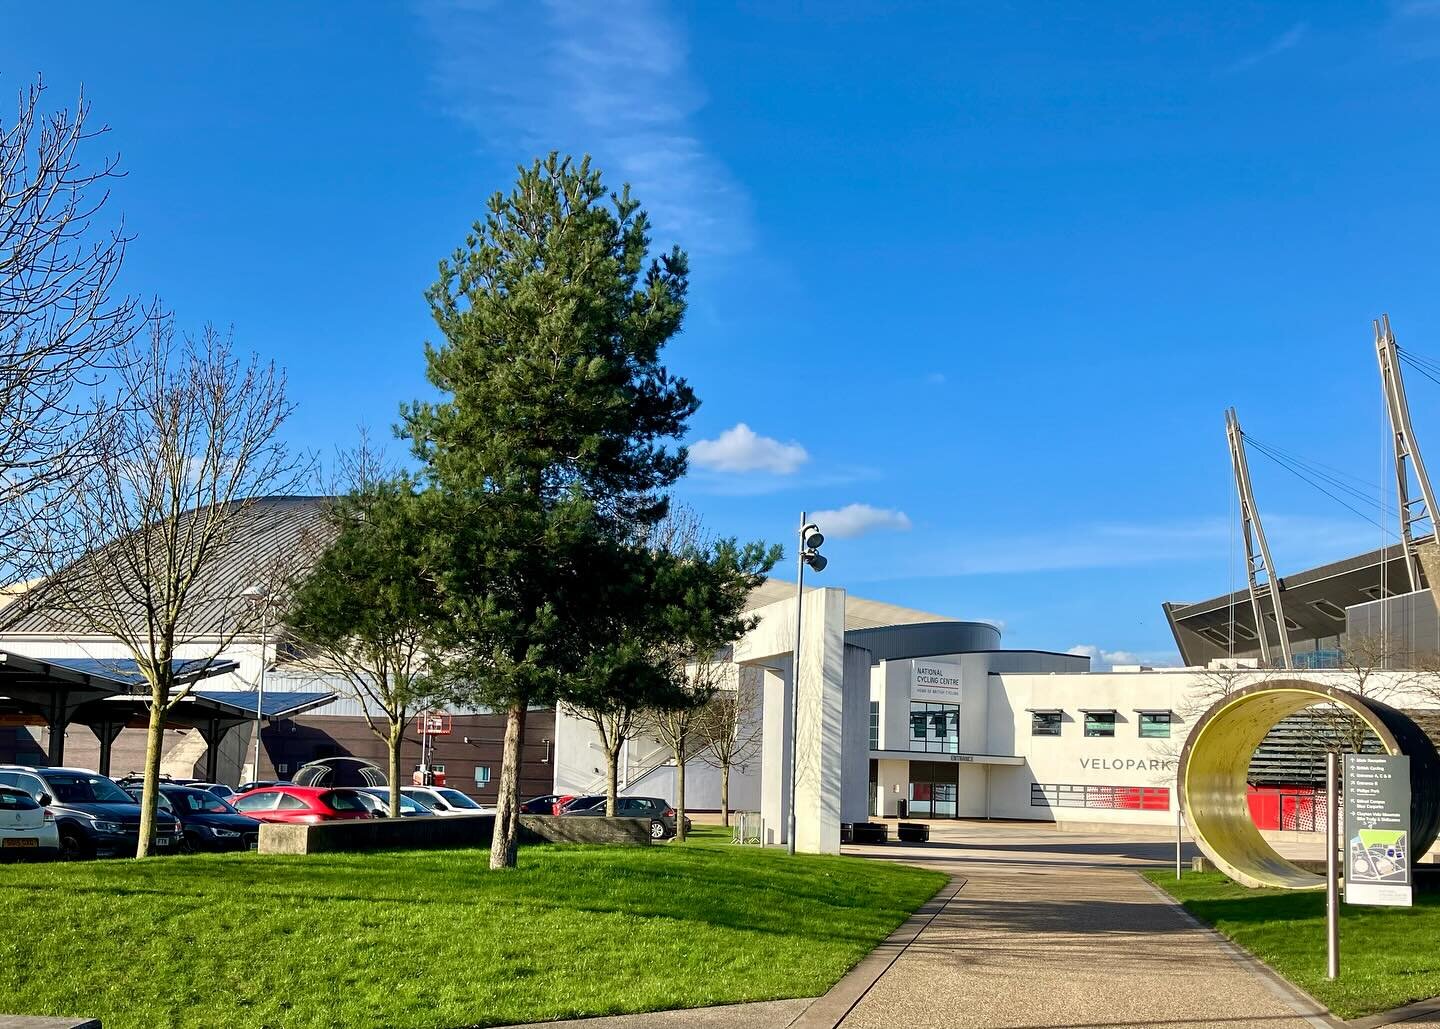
[1084,712,1117,738]
[0,772,17,788]
[233,792,282,812]
[323,790,366,812]
[43,773,131,804]
[175,791,236,814]
[436,789,481,809]
[1139,712,1172,739]
[277,794,311,811]
[1031,712,1062,737]
[0,789,38,811]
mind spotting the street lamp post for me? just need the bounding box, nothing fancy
[243,585,270,784]
[787,513,827,856]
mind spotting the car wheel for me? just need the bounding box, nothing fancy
[649,820,666,840]
[59,829,90,861]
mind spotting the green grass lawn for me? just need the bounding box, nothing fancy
[1145,870,1440,1019]
[0,826,943,1029]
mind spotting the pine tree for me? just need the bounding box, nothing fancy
[402,154,696,868]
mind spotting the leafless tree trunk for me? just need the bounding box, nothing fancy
[568,704,635,816]
[696,665,762,827]
[1,75,137,572]
[14,319,305,856]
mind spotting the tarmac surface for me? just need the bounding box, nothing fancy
[515,821,1418,1029]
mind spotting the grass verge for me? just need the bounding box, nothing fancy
[1144,870,1440,1019]
[0,826,943,1029]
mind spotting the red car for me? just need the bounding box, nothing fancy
[230,786,375,824]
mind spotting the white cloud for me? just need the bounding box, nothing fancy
[811,503,913,539]
[417,0,750,256]
[1067,644,1141,671]
[690,423,808,475]
[1226,21,1308,72]
[1067,645,1182,671]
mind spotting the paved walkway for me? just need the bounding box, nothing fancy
[832,822,1329,1029]
[519,822,1360,1029]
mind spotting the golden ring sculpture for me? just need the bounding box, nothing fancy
[1177,679,1440,889]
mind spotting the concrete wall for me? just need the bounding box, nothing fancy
[257,813,652,854]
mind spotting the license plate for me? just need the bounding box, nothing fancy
[154,836,170,847]
[1,838,38,848]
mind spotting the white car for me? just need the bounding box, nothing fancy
[401,786,491,816]
[0,784,59,859]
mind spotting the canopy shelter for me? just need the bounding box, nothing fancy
[0,650,259,780]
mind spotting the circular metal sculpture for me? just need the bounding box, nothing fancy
[292,756,387,788]
[1178,679,1440,889]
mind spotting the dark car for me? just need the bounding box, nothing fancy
[520,794,564,815]
[557,795,605,815]
[563,795,691,840]
[122,784,258,852]
[236,780,291,793]
[0,765,183,859]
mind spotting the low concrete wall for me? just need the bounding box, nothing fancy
[258,814,651,855]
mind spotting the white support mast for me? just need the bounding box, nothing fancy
[1226,407,1293,668]
[1375,314,1440,592]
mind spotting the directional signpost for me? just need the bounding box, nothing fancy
[1344,753,1413,908]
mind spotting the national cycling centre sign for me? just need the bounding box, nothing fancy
[911,659,963,703]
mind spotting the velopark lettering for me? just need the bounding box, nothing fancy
[1078,758,1177,771]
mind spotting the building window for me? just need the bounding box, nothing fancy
[1031,783,1170,810]
[474,766,491,786]
[1031,711,1062,737]
[869,701,880,751]
[909,702,959,754]
[1138,712,1171,738]
[1083,711,1116,738]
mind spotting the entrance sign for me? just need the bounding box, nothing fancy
[1344,753,1413,907]
[911,660,962,703]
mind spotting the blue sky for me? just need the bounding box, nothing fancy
[6,2,1440,666]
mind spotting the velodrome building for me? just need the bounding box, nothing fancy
[3,496,1439,855]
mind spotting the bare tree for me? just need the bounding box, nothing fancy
[16,318,305,855]
[1,75,138,570]
[639,654,729,843]
[695,663,763,827]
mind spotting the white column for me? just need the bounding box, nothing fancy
[760,666,792,846]
[793,588,846,854]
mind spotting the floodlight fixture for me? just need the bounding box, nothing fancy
[805,553,827,573]
[802,525,824,550]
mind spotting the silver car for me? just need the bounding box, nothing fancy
[0,784,59,859]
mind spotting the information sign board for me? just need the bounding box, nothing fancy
[1343,753,1413,907]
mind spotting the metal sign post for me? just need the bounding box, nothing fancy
[1176,807,1183,880]
[1326,752,1339,980]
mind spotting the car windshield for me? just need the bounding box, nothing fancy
[436,789,482,810]
[46,773,132,805]
[402,790,437,809]
[323,790,367,812]
[177,792,238,814]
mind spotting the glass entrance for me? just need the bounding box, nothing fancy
[907,760,960,818]
[908,781,957,817]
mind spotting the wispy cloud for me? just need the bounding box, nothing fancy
[884,513,1380,579]
[417,0,750,256]
[1225,21,1308,73]
[811,503,913,539]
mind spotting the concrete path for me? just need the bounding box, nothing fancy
[832,821,1330,1029]
[515,822,1343,1029]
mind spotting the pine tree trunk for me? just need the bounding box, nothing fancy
[388,720,404,818]
[720,761,730,828]
[135,683,168,858]
[490,700,527,870]
[675,738,687,843]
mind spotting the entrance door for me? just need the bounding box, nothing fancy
[908,761,960,819]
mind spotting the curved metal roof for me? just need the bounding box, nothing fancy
[0,496,334,637]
